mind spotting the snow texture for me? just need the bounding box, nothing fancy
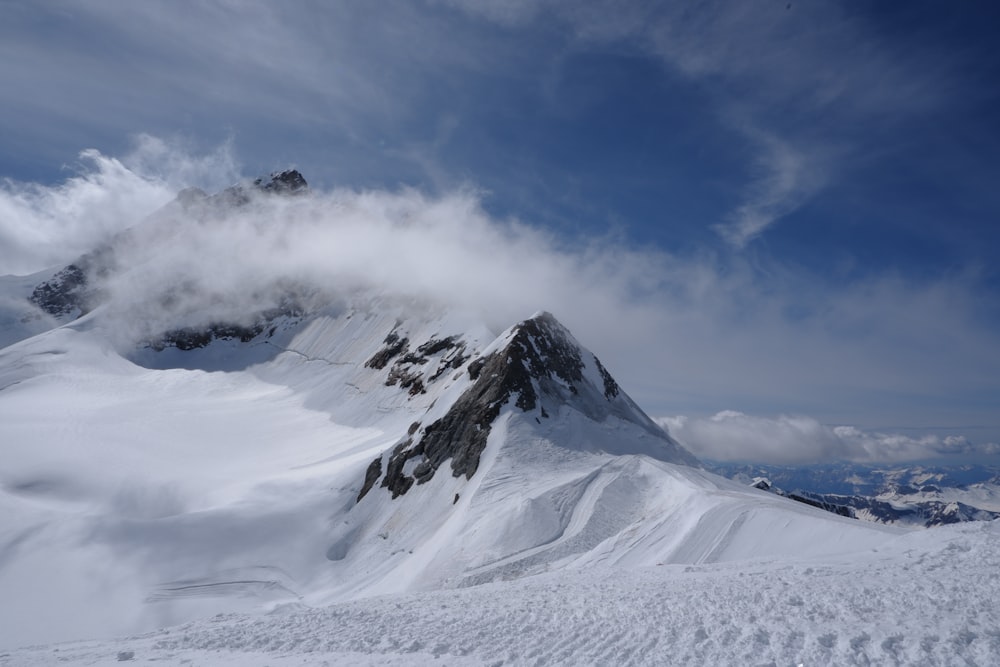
[3,520,998,665]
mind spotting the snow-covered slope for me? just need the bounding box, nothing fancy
[5,519,998,666]
[2,174,995,663]
[0,293,904,651]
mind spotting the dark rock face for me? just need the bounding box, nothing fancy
[145,293,306,352]
[366,331,469,399]
[30,264,90,317]
[365,331,409,370]
[380,439,420,498]
[357,457,383,502]
[215,169,308,207]
[29,244,118,318]
[151,322,265,351]
[254,170,308,194]
[751,482,857,519]
[386,367,426,396]
[785,492,854,518]
[594,357,620,400]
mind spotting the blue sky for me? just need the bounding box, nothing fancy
[1,1,999,463]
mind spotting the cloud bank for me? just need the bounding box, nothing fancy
[0,136,239,277]
[0,151,171,277]
[2,137,998,461]
[658,412,1000,465]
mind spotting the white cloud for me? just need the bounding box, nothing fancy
[3,138,998,460]
[122,134,241,194]
[0,137,238,277]
[657,412,1000,464]
[0,152,170,277]
[713,130,826,247]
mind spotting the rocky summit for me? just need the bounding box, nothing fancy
[365,311,698,500]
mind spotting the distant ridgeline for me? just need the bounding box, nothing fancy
[711,462,1000,527]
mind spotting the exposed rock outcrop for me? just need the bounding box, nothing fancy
[255,169,308,194]
[366,332,469,399]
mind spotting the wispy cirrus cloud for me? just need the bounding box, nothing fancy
[0,1,965,252]
[0,1,504,189]
[441,0,947,244]
[713,130,826,248]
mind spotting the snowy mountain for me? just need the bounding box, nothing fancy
[2,174,998,664]
[715,462,1000,527]
[712,460,1000,496]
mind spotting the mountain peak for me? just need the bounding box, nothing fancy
[502,310,618,402]
[362,311,697,500]
[253,169,308,194]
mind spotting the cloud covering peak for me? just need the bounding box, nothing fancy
[2,137,999,463]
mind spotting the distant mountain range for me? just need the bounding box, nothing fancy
[709,462,1000,527]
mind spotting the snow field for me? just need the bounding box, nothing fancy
[5,519,998,666]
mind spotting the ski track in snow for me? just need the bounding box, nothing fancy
[5,520,999,667]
